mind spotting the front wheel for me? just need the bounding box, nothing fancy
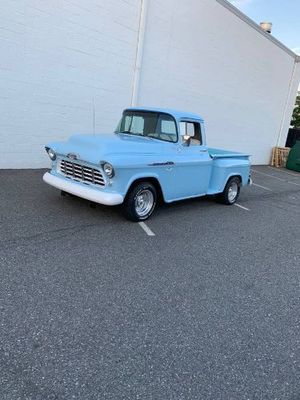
[123,182,157,222]
[216,176,241,205]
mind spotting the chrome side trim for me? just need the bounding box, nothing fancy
[148,161,175,166]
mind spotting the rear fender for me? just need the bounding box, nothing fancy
[208,158,250,194]
[221,173,242,191]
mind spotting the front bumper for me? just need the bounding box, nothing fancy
[43,172,124,206]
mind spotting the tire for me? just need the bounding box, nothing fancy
[123,182,157,222]
[216,176,241,205]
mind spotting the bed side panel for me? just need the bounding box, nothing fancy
[207,157,251,194]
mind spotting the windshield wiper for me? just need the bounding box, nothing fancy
[119,131,145,137]
[117,131,153,140]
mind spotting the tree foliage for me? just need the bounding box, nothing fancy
[291,93,300,129]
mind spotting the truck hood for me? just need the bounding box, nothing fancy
[48,133,169,165]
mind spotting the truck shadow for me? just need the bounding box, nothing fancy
[158,195,218,215]
[63,192,230,222]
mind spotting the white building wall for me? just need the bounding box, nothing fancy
[0,0,299,167]
[137,0,300,164]
[0,0,140,168]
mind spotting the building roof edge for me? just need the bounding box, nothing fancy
[216,0,298,60]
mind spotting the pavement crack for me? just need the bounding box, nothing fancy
[0,223,99,250]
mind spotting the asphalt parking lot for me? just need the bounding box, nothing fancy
[0,166,300,400]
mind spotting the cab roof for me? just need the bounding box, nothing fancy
[125,107,204,122]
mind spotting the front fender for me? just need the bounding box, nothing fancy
[124,172,164,198]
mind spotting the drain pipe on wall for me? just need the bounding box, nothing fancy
[276,56,300,147]
[131,0,149,107]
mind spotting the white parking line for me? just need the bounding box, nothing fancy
[234,203,250,211]
[252,183,272,191]
[251,169,285,181]
[267,166,300,178]
[251,169,300,187]
[138,222,155,236]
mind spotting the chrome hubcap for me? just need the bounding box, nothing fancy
[135,189,154,217]
[228,182,238,202]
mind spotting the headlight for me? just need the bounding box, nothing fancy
[45,147,56,161]
[102,162,115,178]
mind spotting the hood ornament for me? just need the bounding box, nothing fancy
[67,153,79,160]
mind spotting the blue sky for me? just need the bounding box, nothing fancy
[229,0,300,54]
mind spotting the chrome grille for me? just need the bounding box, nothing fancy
[59,159,105,187]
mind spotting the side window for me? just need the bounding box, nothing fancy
[180,121,202,146]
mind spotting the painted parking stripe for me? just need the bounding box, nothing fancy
[252,182,272,191]
[267,166,300,178]
[234,203,250,211]
[251,169,285,181]
[138,222,155,236]
[251,169,300,187]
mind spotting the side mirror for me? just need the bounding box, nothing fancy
[180,122,195,145]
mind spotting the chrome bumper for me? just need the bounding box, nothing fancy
[43,172,124,206]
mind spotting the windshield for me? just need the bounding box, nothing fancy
[115,110,178,143]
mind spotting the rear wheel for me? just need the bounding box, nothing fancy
[216,176,241,205]
[123,182,157,222]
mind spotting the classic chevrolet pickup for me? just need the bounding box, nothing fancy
[43,107,251,221]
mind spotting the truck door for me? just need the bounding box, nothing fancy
[172,120,212,199]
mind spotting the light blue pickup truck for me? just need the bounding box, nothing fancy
[43,107,251,221]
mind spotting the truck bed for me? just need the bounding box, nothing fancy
[208,148,250,159]
[206,148,251,195]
